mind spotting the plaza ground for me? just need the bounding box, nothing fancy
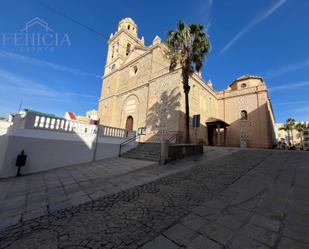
[0,147,308,248]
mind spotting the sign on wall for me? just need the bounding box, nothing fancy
[138,127,146,135]
[193,115,200,128]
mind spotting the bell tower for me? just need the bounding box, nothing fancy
[104,18,145,75]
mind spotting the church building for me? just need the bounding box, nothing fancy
[98,18,276,148]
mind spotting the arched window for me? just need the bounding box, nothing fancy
[133,65,138,74]
[128,25,131,30]
[126,43,131,56]
[111,45,114,59]
[240,110,248,120]
[130,65,138,77]
[110,64,115,72]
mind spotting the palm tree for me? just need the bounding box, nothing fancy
[295,122,305,149]
[167,21,211,144]
[286,118,296,145]
[279,124,290,146]
[279,118,295,147]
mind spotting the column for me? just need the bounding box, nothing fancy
[224,127,227,146]
[217,124,221,146]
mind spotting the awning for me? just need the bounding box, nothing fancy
[206,117,229,128]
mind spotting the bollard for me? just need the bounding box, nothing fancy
[16,150,27,177]
[160,139,169,165]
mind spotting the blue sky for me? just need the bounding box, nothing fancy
[0,0,308,122]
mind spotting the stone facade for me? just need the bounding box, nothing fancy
[98,18,276,148]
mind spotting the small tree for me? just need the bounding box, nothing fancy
[295,122,305,149]
[167,20,211,144]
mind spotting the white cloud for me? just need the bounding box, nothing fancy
[276,100,309,105]
[0,69,98,100]
[0,50,101,79]
[220,0,288,55]
[294,106,309,113]
[266,57,309,78]
[269,81,309,91]
[196,0,214,30]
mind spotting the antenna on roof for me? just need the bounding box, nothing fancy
[17,101,23,113]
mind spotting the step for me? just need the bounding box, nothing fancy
[133,150,160,153]
[123,151,160,157]
[124,153,160,157]
[134,148,161,152]
[122,155,159,161]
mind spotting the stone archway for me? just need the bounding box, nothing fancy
[121,94,139,131]
[125,116,133,131]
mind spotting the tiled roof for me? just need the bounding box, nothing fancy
[67,112,76,120]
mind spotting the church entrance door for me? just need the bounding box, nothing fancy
[208,128,215,146]
[125,116,133,131]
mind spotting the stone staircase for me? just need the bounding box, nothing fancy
[121,143,161,162]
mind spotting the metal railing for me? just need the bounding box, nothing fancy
[119,134,141,156]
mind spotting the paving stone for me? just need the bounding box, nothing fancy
[22,207,48,222]
[0,215,21,230]
[250,214,281,232]
[278,237,309,249]
[164,223,197,246]
[25,201,47,212]
[192,205,218,220]
[229,234,270,249]
[199,222,235,245]
[216,207,250,230]
[89,190,106,200]
[69,195,91,206]
[202,199,228,211]
[282,224,309,244]
[241,223,278,247]
[141,235,179,249]
[180,213,208,231]
[48,200,72,213]
[186,235,223,249]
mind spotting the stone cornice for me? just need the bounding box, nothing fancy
[109,28,144,46]
[99,68,181,102]
[191,73,218,99]
[103,43,167,80]
[216,86,268,100]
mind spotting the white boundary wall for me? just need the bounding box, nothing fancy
[0,112,137,178]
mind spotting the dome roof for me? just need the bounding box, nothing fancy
[119,17,136,24]
[236,75,263,81]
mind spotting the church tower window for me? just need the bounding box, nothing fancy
[128,25,131,30]
[126,43,131,56]
[133,65,138,74]
[110,64,115,72]
[111,45,114,59]
[241,83,247,89]
[130,65,138,76]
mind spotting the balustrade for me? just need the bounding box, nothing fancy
[22,112,134,138]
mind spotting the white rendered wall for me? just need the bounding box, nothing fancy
[0,128,136,178]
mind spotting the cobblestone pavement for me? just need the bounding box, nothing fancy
[0,158,156,229]
[0,147,236,231]
[1,150,308,249]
